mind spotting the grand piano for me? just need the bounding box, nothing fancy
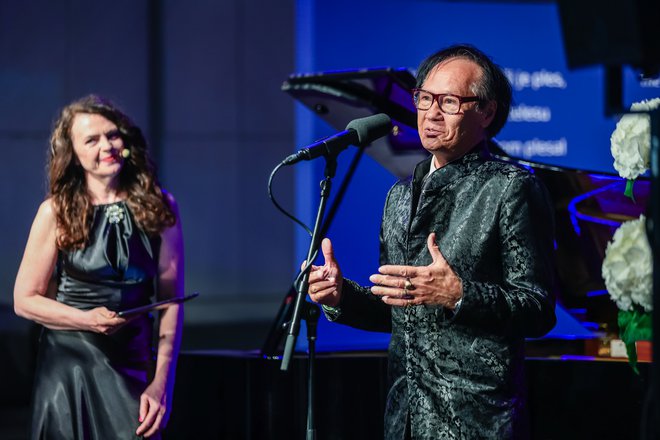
[164,69,650,439]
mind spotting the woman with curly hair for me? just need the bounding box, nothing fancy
[14,95,184,439]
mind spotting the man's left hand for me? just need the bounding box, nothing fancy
[369,232,463,309]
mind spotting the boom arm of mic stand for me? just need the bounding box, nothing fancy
[261,145,368,359]
[280,156,337,371]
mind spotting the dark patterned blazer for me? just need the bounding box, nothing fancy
[326,145,556,439]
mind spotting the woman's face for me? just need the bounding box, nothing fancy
[70,113,126,185]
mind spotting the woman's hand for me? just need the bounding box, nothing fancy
[84,307,127,334]
[136,380,170,438]
[134,191,181,438]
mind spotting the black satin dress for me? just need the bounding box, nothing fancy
[31,201,161,440]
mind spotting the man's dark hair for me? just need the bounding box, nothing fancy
[415,44,512,138]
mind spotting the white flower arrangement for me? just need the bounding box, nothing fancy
[602,215,653,312]
[610,97,660,180]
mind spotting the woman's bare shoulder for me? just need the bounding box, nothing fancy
[34,198,57,229]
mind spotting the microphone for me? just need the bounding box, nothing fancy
[282,113,392,165]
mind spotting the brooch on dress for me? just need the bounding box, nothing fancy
[105,204,125,224]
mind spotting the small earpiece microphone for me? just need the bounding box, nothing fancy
[121,148,131,159]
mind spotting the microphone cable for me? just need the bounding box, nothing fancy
[268,161,313,237]
[267,160,319,304]
[268,142,369,288]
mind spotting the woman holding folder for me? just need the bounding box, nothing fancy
[14,95,185,439]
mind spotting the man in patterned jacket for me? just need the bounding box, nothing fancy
[307,44,556,439]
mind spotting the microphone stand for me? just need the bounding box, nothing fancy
[303,299,320,440]
[280,153,338,440]
[261,146,368,358]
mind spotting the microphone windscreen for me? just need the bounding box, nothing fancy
[345,113,393,147]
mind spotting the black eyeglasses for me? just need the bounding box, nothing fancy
[412,88,482,114]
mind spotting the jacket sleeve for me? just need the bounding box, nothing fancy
[453,173,557,338]
[322,184,399,333]
[323,278,392,333]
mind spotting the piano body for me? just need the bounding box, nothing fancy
[165,69,650,439]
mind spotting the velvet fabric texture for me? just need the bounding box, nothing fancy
[31,201,160,440]
[327,146,556,439]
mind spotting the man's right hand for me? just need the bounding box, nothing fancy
[304,238,343,307]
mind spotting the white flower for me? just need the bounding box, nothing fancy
[602,215,653,312]
[610,97,660,180]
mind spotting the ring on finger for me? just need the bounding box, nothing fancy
[403,277,414,291]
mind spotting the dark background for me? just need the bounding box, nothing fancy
[0,0,296,341]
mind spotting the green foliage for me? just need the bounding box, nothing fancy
[618,309,652,374]
[624,179,635,201]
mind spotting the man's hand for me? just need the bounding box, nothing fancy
[369,232,463,308]
[305,238,343,307]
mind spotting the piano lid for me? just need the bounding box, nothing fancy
[282,67,427,178]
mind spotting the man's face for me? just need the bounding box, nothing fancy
[416,58,495,165]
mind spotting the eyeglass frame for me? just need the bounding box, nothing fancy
[412,88,483,115]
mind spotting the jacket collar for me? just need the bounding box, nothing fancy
[412,141,491,192]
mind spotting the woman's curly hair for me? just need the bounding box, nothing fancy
[48,95,175,250]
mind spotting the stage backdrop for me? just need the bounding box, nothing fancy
[289,0,660,351]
